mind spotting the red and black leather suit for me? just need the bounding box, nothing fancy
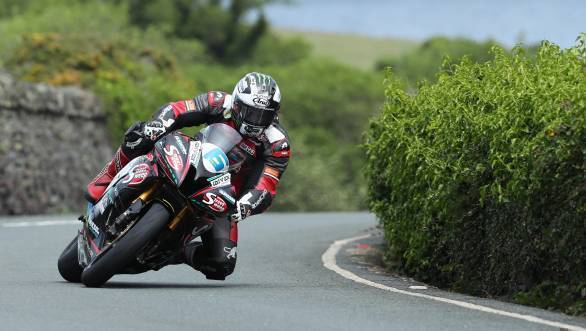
[111,91,290,280]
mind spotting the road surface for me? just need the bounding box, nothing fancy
[0,213,584,330]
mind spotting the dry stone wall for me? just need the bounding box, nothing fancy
[0,72,113,215]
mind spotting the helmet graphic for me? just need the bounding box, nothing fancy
[231,72,281,137]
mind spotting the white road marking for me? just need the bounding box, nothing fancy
[1,220,78,228]
[322,234,586,331]
[408,285,428,290]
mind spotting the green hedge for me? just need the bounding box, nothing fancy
[365,39,586,315]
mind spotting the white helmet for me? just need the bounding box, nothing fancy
[231,72,281,137]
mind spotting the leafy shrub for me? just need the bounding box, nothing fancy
[376,37,498,85]
[365,38,586,315]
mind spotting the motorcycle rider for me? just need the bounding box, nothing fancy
[85,72,290,280]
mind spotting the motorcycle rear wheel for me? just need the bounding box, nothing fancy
[81,203,170,287]
[57,237,83,283]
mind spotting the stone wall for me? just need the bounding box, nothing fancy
[0,72,113,215]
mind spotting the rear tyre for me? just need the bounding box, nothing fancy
[81,203,170,287]
[57,237,83,283]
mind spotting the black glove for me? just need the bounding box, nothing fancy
[143,119,167,141]
[231,193,252,223]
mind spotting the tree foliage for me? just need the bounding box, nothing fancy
[126,0,273,63]
[0,0,380,212]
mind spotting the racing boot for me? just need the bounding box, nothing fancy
[85,147,130,203]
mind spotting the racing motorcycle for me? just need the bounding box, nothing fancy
[57,123,242,287]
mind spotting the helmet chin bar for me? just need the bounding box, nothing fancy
[239,122,264,137]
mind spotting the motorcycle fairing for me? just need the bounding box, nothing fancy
[154,133,192,187]
[190,185,237,216]
[83,155,159,258]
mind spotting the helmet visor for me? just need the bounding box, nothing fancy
[238,102,276,127]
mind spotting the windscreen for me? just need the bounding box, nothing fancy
[199,123,242,153]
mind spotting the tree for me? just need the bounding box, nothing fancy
[127,0,272,63]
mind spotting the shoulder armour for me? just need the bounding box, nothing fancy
[264,124,286,143]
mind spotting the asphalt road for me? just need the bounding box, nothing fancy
[1,213,585,331]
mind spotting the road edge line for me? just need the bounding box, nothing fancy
[322,233,586,331]
[1,220,78,227]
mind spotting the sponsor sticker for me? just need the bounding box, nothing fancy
[208,173,231,188]
[122,163,150,186]
[219,189,236,204]
[239,141,256,156]
[253,97,270,107]
[189,141,202,167]
[88,217,100,236]
[202,192,227,212]
[164,145,183,171]
[202,143,229,173]
[175,135,187,154]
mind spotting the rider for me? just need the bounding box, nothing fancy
[85,72,290,280]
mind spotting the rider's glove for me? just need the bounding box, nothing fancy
[143,120,167,141]
[231,197,252,223]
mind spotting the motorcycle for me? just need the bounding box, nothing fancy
[57,123,242,287]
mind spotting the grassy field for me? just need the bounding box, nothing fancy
[274,28,418,70]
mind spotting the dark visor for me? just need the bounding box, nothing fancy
[238,102,276,127]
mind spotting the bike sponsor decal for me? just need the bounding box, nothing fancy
[121,163,150,186]
[224,246,237,260]
[202,143,229,173]
[93,196,109,216]
[164,144,183,171]
[208,173,231,188]
[174,135,187,154]
[202,192,227,212]
[189,141,202,167]
[218,189,236,204]
[87,217,100,236]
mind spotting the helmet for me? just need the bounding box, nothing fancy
[231,72,281,137]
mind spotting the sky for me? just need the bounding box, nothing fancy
[264,0,586,47]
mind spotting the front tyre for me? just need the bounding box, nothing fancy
[81,203,170,287]
[57,237,83,282]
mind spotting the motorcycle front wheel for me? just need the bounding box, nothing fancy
[81,202,170,287]
[57,236,83,283]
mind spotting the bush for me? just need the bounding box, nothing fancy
[365,38,586,315]
[376,37,498,85]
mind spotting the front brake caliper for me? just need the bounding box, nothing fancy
[106,198,145,237]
